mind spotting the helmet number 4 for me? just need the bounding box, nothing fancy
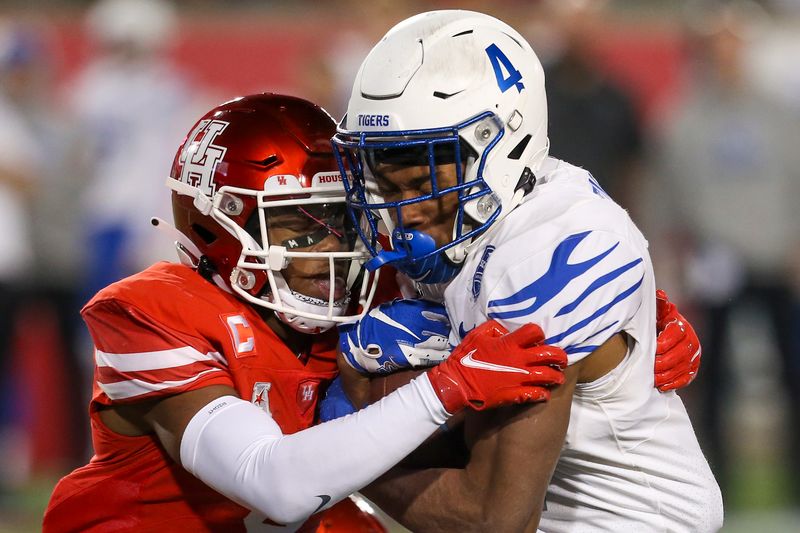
[485,43,524,94]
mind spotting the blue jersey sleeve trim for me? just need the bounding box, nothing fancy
[487,231,619,320]
[543,275,644,345]
[564,344,601,355]
[563,321,620,355]
[582,320,618,342]
[555,258,643,317]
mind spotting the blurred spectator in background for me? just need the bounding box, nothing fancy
[526,0,644,212]
[745,0,800,112]
[648,0,800,503]
[0,17,89,496]
[67,0,198,300]
[0,19,42,498]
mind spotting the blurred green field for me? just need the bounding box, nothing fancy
[3,457,797,533]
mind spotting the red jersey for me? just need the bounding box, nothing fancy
[43,262,339,532]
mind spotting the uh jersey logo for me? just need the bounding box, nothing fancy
[179,119,229,196]
[296,379,320,416]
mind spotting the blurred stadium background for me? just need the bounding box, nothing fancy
[0,0,798,531]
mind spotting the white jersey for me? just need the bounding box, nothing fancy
[442,158,723,532]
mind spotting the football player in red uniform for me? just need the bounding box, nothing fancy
[43,92,699,532]
[42,94,570,532]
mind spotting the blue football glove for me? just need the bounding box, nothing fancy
[339,299,452,375]
[319,377,357,422]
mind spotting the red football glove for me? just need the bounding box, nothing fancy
[655,289,702,392]
[427,320,567,414]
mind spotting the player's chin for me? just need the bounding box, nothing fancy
[427,214,460,248]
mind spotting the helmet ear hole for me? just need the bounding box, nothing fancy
[191,223,217,245]
[507,134,532,160]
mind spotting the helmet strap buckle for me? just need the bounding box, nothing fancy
[515,166,536,196]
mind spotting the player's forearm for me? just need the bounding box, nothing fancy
[369,375,576,532]
[180,374,449,525]
[365,456,544,533]
[363,468,453,532]
[364,466,500,533]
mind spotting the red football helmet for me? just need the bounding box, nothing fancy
[167,94,378,332]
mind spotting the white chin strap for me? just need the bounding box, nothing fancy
[269,274,349,334]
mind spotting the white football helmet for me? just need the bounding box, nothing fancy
[333,10,548,282]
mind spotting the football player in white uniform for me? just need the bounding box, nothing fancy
[332,10,723,532]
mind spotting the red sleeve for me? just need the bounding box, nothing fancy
[85,299,235,404]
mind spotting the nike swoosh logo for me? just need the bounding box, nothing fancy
[433,89,465,99]
[373,308,420,340]
[312,494,331,514]
[460,349,528,374]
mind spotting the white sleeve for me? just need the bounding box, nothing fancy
[180,373,448,525]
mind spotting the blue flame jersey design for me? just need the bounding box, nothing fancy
[438,157,722,531]
[446,158,650,367]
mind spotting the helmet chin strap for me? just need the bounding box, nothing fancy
[150,217,231,293]
[268,273,349,334]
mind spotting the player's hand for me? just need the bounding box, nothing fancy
[426,321,567,414]
[655,289,701,391]
[319,377,357,422]
[339,299,451,374]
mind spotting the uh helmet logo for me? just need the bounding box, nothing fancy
[179,119,229,196]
